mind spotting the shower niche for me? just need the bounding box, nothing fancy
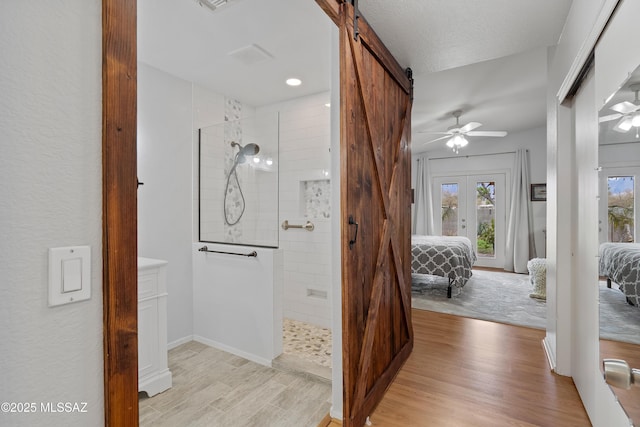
[301,179,331,219]
[199,112,279,248]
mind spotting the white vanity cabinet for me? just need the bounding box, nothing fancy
[138,257,172,396]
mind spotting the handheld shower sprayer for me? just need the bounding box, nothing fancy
[230,141,260,164]
[224,141,261,225]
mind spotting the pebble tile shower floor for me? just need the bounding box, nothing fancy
[282,318,332,368]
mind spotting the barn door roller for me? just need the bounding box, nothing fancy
[351,0,359,41]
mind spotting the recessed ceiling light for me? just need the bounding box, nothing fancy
[324,103,331,107]
[286,78,302,86]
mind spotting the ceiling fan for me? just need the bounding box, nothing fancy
[419,110,508,153]
[599,84,640,134]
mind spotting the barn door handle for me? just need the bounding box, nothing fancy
[348,215,358,249]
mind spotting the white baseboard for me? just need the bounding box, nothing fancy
[139,369,172,397]
[542,336,556,371]
[193,335,273,367]
[167,335,193,350]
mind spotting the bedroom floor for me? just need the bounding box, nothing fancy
[411,268,640,345]
[367,309,592,426]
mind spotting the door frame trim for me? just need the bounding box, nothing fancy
[102,0,138,425]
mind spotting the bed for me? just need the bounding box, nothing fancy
[599,242,640,307]
[411,235,477,298]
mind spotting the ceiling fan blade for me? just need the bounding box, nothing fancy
[423,135,452,145]
[610,101,639,115]
[613,116,633,133]
[599,113,623,123]
[466,131,507,137]
[416,130,452,135]
[459,122,482,133]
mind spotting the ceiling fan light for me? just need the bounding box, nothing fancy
[448,134,467,148]
[632,113,640,127]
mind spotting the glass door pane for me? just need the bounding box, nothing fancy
[475,181,496,257]
[441,182,459,236]
[607,176,635,242]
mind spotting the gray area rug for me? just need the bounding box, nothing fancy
[411,269,640,345]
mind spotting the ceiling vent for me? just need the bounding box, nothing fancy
[227,44,274,66]
[194,0,234,12]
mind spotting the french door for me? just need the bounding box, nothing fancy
[433,173,507,268]
[598,167,640,244]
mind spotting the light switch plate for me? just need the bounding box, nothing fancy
[48,246,91,307]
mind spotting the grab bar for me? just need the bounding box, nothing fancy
[198,245,257,257]
[281,220,314,231]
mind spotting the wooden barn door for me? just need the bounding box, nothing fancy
[317,2,414,426]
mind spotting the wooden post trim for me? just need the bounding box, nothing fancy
[102,0,138,425]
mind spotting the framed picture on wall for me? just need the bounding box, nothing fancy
[531,183,547,201]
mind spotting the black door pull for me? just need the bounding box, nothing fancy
[348,215,358,249]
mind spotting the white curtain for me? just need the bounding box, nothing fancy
[413,157,435,235]
[505,148,537,273]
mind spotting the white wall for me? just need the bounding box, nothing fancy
[600,143,640,166]
[414,126,547,257]
[0,1,104,426]
[138,63,195,346]
[192,243,283,365]
[257,92,333,328]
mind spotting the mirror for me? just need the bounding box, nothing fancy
[598,63,640,422]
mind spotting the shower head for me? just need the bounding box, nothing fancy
[230,141,260,164]
[240,143,260,156]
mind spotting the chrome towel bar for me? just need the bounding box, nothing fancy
[198,246,257,257]
[281,220,315,231]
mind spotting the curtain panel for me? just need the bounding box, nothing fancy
[413,157,435,235]
[505,148,536,273]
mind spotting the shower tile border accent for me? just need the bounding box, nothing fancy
[223,98,243,242]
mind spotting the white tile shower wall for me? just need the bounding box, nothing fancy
[258,92,332,328]
[193,85,226,244]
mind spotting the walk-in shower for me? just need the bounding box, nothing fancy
[224,141,260,226]
[198,112,279,247]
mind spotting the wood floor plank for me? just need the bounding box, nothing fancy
[367,309,591,426]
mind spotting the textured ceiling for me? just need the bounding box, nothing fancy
[359,0,573,74]
[411,48,548,146]
[139,0,576,153]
